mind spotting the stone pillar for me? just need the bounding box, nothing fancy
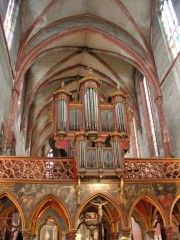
[6,88,19,140]
[122,227,131,238]
[147,230,155,239]
[111,232,119,240]
[66,229,78,240]
[164,226,173,240]
[139,77,154,157]
[29,233,36,240]
[21,229,30,240]
[155,96,171,157]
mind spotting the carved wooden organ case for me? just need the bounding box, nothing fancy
[52,76,130,173]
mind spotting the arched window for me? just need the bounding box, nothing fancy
[3,0,20,49]
[159,0,180,58]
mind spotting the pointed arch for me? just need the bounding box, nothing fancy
[28,193,72,233]
[0,192,25,228]
[74,192,126,229]
[128,193,168,226]
[170,192,180,225]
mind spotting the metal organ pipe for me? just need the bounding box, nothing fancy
[113,141,120,168]
[79,140,86,168]
[84,88,99,131]
[90,89,93,130]
[115,102,126,132]
[94,90,98,131]
[63,100,67,131]
[115,104,120,132]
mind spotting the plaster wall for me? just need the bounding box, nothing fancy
[152,3,180,157]
[0,25,13,128]
[0,0,9,22]
[9,1,21,70]
[0,0,26,154]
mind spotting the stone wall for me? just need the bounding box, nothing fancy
[152,1,180,157]
[0,24,13,128]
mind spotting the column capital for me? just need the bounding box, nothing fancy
[164,225,173,240]
[111,232,119,240]
[21,229,31,240]
[66,229,78,240]
[147,230,155,239]
[122,227,131,237]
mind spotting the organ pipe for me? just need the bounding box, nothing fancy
[80,76,101,133]
[53,81,72,138]
[110,85,128,134]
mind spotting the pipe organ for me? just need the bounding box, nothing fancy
[52,76,130,175]
[80,77,100,132]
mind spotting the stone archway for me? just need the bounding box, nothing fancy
[28,194,72,239]
[0,193,25,240]
[75,193,125,240]
[129,193,168,240]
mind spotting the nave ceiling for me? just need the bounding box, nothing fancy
[16,0,157,154]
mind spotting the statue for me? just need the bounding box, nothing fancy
[44,230,50,240]
[91,198,108,221]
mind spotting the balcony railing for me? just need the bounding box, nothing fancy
[124,158,180,182]
[0,157,77,181]
[0,157,179,182]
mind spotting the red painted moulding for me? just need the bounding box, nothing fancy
[22,49,126,108]
[9,27,163,153]
[20,46,143,131]
[15,27,160,97]
[18,0,57,59]
[33,132,53,156]
[11,27,161,138]
[115,0,155,68]
[18,14,148,60]
[26,102,52,148]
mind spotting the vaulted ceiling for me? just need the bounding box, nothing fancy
[16,0,157,155]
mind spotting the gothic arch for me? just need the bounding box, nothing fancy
[170,192,180,225]
[15,26,160,98]
[0,192,25,229]
[74,192,126,229]
[128,193,168,227]
[28,193,72,233]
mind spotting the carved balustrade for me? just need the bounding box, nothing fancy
[0,157,179,181]
[0,157,77,181]
[124,158,180,181]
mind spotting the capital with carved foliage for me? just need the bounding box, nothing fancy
[66,229,78,240]
[111,232,119,240]
[21,229,31,240]
[122,227,131,237]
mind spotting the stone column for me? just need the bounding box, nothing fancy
[164,226,173,240]
[111,232,119,240]
[155,96,171,157]
[21,229,31,240]
[122,227,131,238]
[139,77,154,157]
[29,233,36,240]
[147,230,155,239]
[66,229,78,240]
